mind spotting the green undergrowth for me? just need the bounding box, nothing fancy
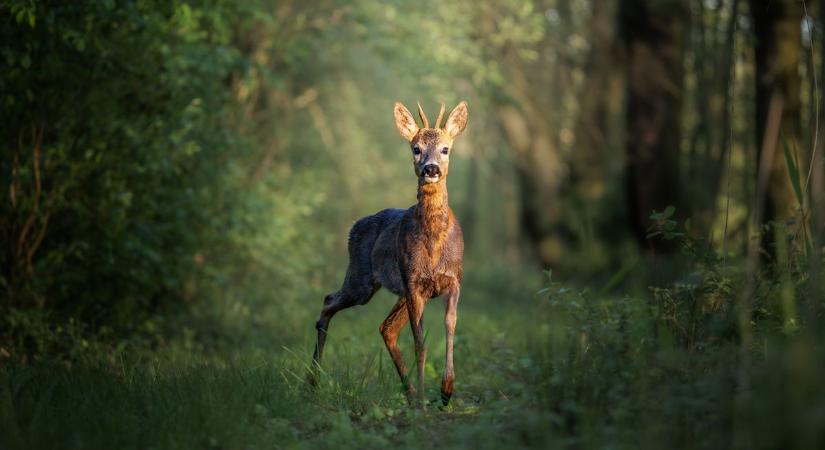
[2,256,825,449]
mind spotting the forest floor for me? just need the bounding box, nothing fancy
[1,264,563,450]
[2,260,824,449]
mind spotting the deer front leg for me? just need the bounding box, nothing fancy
[441,283,460,406]
[380,297,414,396]
[407,291,427,408]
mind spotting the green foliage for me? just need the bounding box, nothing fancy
[646,206,684,241]
[530,248,825,449]
[0,0,333,355]
[2,1,236,315]
[1,1,824,449]
[0,0,620,359]
[2,250,823,450]
[780,130,805,210]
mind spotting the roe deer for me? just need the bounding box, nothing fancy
[310,101,469,407]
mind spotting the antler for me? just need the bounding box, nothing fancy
[433,103,446,129]
[417,101,429,128]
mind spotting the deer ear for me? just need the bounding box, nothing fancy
[444,101,468,139]
[394,102,419,141]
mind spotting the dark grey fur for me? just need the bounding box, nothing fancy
[333,205,463,306]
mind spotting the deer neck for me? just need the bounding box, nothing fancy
[415,179,450,254]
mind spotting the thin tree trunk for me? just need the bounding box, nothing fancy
[571,0,621,200]
[708,0,741,234]
[750,0,803,258]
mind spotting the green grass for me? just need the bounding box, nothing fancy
[0,262,548,450]
[2,260,825,450]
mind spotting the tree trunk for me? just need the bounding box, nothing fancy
[571,0,623,200]
[619,0,690,251]
[749,0,802,255]
[481,3,574,268]
[496,103,566,266]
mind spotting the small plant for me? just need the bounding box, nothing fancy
[646,206,684,241]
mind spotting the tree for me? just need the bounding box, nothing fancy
[481,1,584,267]
[619,0,690,251]
[748,0,803,256]
[684,0,740,233]
[571,0,623,201]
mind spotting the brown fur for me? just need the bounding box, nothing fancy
[310,101,469,408]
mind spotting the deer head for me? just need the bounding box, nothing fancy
[394,101,469,184]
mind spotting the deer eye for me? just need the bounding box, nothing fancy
[441,147,449,155]
[413,147,421,155]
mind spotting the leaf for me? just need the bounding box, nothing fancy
[780,129,803,208]
[536,287,551,296]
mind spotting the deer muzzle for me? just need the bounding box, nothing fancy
[421,164,441,183]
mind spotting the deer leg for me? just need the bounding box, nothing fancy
[407,292,427,407]
[309,285,376,384]
[379,297,413,396]
[313,293,343,363]
[310,292,348,384]
[441,283,460,406]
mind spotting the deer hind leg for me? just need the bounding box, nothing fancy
[310,214,382,384]
[379,297,413,396]
[309,281,378,385]
[441,283,460,406]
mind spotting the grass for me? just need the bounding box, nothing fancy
[0,262,549,450]
[2,258,825,449]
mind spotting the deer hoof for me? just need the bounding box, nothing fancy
[440,377,454,406]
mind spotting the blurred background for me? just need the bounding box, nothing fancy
[3,1,825,448]
[1,0,823,373]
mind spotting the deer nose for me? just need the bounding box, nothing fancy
[422,164,441,177]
